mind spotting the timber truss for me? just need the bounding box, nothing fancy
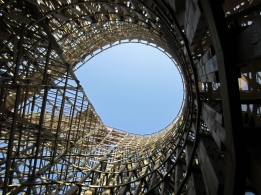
[0,0,261,194]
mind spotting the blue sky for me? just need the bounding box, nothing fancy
[75,43,183,134]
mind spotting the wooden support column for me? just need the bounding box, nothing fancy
[118,163,138,195]
[184,0,207,45]
[174,146,183,193]
[51,65,69,164]
[3,86,21,194]
[3,23,25,194]
[197,46,219,83]
[191,119,201,134]
[148,171,158,194]
[207,82,213,100]
[160,159,171,195]
[246,146,261,195]
[187,172,206,195]
[200,0,246,194]
[147,157,161,194]
[133,159,150,195]
[30,43,52,186]
[186,137,206,195]
[202,102,226,150]
[197,138,226,195]
[133,179,143,195]
[65,156,106,195]
[185,141,193,167]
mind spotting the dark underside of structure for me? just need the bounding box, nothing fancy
[0,0,261,194]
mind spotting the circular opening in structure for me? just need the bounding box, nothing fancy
[75,43,183,134]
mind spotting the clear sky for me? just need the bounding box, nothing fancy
[75,43,183,134]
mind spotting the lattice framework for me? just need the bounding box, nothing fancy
[0,0,261,194]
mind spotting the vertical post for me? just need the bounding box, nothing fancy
[174,146,183,193]
[13,24,25,84]
[51,64,69,164]
[66,87,79,151]
[30,43,52,185]
[185,141,193,167]
[160,156,171,195]
[200,0,245,194]
[3,23,25,194]
[208,82,213,100]
[3,86,21,194]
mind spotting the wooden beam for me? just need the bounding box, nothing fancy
[187,172,206,195]
[201,0,246,194]
[197,46,219,82]
[197,138,225,195]
[174,146,183,193]
[235,17,261,65]
[246,146,261,195]
[184,0,208,45]
[160,159,172,195]
[202,102,226,150]
[185,139,193,165]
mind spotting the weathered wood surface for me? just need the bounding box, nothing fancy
[184,0,207,45]
[187,172,207,195]
[198,138,226,195]
[235,17,261,65]
[202,102,226,150]
[197,46,219,82]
